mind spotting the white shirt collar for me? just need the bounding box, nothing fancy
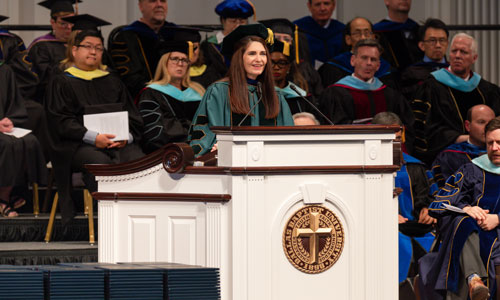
[352,73,375,84]
[216,31,225,44]
[448,66,471,81]
[323,19,331,29]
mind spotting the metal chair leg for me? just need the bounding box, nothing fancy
[44,192,58,243]
[32,183,39,217]
[84,189,95,245]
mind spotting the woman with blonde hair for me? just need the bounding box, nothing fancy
[137,40,206,153]
[189,24,294,156]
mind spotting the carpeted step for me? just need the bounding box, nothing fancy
[0,242,97,265]
[0,214,98,242]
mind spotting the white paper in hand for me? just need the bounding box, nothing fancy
[442,203,466,214]
[83,111,129,141]
[2,127,32,138]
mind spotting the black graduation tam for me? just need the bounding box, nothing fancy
[0,15,8,23]
[164,26,202,43]
[259,18,300,64]
[221,23,273,57]
[158,40,194,61]
[272,39,293,59]
[259,18,295,36]
[38,0,81,15]
[62,14,111,31]
[215,0,255,19]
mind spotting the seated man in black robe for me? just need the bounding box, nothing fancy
[0,15,39,102]
[29,0,77,102]
[318,39,415,150]
[109,0,176,98]
[423,117,500,300]
[373,0,423,71]
[0,63,47,217]
[1,15,51,161]
[432,104,495,188]
[45,30,144,225]
[400,18,449,101]
[411,33,500,165]
[318,17,396,89]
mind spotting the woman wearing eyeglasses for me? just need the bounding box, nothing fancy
[189,24,294,157]
[270,39,317,116]
[137,40,206,154]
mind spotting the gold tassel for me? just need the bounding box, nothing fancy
[283,41,290,57]
[266,28,274,46]
[246,0,256,21]
[294,25,300,64]
[188,41,194,62]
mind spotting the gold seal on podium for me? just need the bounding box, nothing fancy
[283,205,344,274]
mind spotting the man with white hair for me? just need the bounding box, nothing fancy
[411,33,500,165]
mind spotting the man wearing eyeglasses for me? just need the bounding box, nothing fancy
[44,29,144,226]
[109,0,176,98]
[410,33,500,165]
[400,18,449,101]
[28,0,77,103]
[318,17,396,89]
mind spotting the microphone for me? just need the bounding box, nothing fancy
[237,82,263,126]
[289,84,334,125]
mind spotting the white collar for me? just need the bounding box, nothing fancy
[352,73,375,84]
[448,66,471,81]
[323,19,331,29]
[216,31,225,44]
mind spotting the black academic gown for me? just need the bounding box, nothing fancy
[317,52,398,89]
[45,69,144,224]
[190,65,224,89]
[28,35,67,102]
[0,31,39,102]
[1,32,51,160]
[109,20,176,98]
[196,40,227,88]
[0,63,46,187]
[137,87,201,154]
[319,83,414,124]
[412,77,500,164]
[373,19,423,71]
[319,81,415,151]
[400,60,448,102]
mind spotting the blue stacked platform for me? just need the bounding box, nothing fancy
[0,265,44,300]
[98,264,164,300]
[36,265,105,300]
[130,263,221,300]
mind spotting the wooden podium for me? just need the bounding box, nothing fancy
[89,125,401,300]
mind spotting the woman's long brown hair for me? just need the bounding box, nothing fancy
[227,36,280,119]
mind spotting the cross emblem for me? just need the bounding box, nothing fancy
[294,212,333,264]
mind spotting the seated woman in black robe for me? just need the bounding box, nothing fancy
[45,29,144,225]
[137,40,205,154]
[0,63,47,217]
[270,39,317,115]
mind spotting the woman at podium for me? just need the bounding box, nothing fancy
[188,24,294,156]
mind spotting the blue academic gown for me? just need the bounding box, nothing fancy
[432,142,486,189]
[424,155,500,295]
[293,16,345,65]
[397,153,436,283]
